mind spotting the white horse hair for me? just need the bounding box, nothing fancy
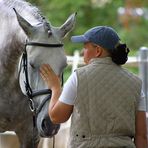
[0,0,76,148]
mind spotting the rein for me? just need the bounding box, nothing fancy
[21,41,64,148]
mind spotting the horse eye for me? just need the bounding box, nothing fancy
[48,30,52,37]
[30,62,35,69]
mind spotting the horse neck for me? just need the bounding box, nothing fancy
[0,36,24,81]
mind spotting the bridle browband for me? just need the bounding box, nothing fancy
[20,40,64,148]
[26,41,64,48]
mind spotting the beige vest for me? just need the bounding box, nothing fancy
[68,57,141,148]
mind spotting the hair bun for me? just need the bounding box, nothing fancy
[110,43,130,65]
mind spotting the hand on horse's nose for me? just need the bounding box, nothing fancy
[40,64,61,90]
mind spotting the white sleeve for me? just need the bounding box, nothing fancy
[59,72,77,105]
[138,90,146,111]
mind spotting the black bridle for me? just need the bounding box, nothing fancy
[21,40,64,148]
[22,41,63,113]
[26,41,64,48]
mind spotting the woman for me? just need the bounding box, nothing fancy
[40,26,147,148]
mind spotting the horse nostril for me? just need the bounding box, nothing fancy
[42,119,48,131]
[40,118,60,137]
[41,119,55,135]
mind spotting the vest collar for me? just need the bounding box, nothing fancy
[89,57,115,65]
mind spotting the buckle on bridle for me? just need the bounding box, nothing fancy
[29,99,35,113]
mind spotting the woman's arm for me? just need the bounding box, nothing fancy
[135,111,148,148]
[40,64,73,124]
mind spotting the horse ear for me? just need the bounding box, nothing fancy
[59,13,76,38]
[13,8,34,37]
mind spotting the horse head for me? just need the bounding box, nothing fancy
[14,9,76,137]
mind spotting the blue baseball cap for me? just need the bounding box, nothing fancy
[71,26,120,50]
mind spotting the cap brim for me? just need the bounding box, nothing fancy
[71,35,89,43]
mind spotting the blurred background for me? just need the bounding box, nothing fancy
[27,0,148,78]
[28,0,148,54]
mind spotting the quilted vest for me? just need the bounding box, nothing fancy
[68,57,142,148]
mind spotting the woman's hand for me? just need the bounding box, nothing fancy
[39,64,61,90]
[40,64,73,124]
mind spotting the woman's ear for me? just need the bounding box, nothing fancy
[95,46,103,57]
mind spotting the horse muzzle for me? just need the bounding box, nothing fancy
[39,117,60,137]
[36,101,60,137]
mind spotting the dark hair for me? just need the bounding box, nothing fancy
[109,43,130,65]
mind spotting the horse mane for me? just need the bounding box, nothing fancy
[0,0,47,72]
[2,0,45,23]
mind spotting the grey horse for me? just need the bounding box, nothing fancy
[0,0,76,147]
